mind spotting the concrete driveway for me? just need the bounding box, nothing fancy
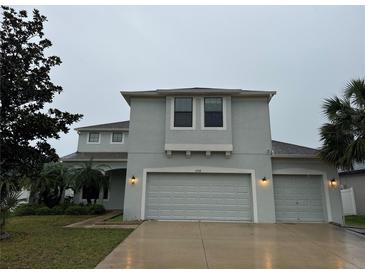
[96,221,365,269]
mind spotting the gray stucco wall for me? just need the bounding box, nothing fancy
[340,172,365,215]
[272,158,343,225]
[124,95,275,222]
[77,131,129,152]
[103,169,126,210]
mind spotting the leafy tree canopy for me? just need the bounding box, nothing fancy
[0,6,82,182]
[319,79,365,170]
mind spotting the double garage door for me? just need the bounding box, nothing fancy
[273,175,326,222]
[144,172,326,223]
[145,173,252,221]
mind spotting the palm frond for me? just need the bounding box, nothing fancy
[320,78,365,170]
[344,78,365,107]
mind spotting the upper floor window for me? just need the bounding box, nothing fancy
[204,97,223,127]
[88,132,100,143]
[174,97,193,127]
[111,132,124,143]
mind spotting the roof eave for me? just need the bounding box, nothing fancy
[271,154,319,159]
[339,169,365,176]
[121,89,277,104]
[75,127,129,132]
[61,158,128,162]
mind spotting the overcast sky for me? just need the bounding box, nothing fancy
[18,5,365,157]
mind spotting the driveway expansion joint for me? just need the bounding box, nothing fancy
[198,221,209,269]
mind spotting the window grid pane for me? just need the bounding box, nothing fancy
[204,97,223,127]
[175,97,192,112]
[204,97,222,111]
[88,132,99,142]
[112,132,123,142]
[174,97,193,127]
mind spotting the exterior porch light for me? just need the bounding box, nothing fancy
[329,178,337,188]
[260,177,268,186]
[129,176,137,185]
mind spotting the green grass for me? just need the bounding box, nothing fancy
[345,215,365,228]
[108,214,123,222]
[0,215,133,268]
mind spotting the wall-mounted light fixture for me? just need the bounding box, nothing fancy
[260,177,268,186]
[329,178,337,188]
[129,175,137,185]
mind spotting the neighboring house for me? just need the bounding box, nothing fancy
[339,162,365,215]
[62,88,343,224]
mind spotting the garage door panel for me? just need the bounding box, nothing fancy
[145,173,252,221]
[274,175,325,223]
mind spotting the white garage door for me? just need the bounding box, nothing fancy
[273,175,326,223]
[145,173,252,221]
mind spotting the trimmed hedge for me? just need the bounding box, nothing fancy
[14,203,106,216]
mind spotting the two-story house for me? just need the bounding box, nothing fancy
[62,88,343,224]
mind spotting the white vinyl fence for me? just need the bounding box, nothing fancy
[341,187,357,216]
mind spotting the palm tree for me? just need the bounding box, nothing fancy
[319,78,365,170]
[0,180,24,239]
[71,160,110,205]
[24,162,73,207]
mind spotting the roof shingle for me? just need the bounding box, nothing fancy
[272,140,318,156]
[75,121,129,131]
[61,152,128,162]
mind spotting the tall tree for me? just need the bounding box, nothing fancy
[0,6,82,182]
[319,79,365,170]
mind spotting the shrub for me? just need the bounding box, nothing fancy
[34,206,53,215]
[14,204,38,216]
[88,204,106,215]
[13,203,106,216]
[65,205,89,215]
[51,205,66,215]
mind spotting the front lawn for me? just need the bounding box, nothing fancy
[345,215,365,228]
[0,215,133,268]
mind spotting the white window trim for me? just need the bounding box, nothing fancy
[201,96,227,130]
[170,96,196,130]
[86,132,101,144]
[110,132,124,144]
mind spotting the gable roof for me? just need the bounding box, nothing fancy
[121,87,277,104]
[272,140,319,158]
[75,121,129,131]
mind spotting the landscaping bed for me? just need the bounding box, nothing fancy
[0,215,133,268]
[93,213,143,228]
[345,215,365,228]
[13,203,106,216]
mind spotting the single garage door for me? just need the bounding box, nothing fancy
[273,175,326,222]
[145,173,252,221]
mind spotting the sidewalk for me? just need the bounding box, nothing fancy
[65,210,129,228]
